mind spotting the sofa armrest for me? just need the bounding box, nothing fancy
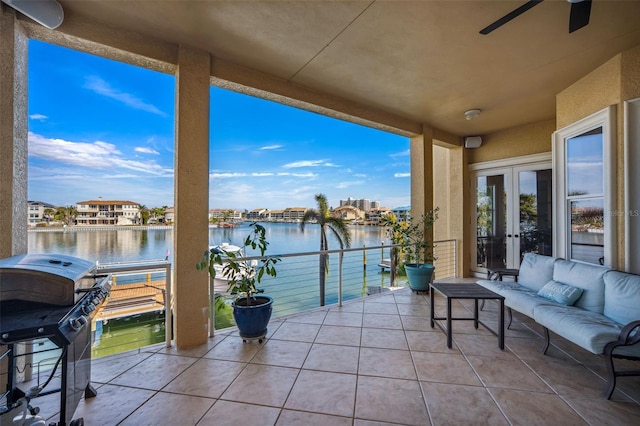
[602,320,640,399]
[616,320,640,346]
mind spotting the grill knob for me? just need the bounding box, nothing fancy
[82,303,94,315]
[69,316,88,331]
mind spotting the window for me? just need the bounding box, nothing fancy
[553,107,615,267]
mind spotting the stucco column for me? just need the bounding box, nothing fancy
[448,145,469,277]
[410,125,434,248]
[0,9,28,258]
[410,125,434,217]
[173,46,210,348]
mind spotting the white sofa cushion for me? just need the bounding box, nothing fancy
[518,253,556,292]
[534,304,623,354]
[477,279,557,317]
[552,259,609,314]
[604,270,640,325]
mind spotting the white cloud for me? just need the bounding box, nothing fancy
[210,172,247,178]
[252,172,275,177]
[28,132,172,176]
[84,76,166,116]
[260,144,283,150]
[390,149,410,158]
[282,159,327,168]
[336,180,365,189]
[292,173,317,178]
[394,172,411,178]
[135,147,160,155]
[30,114,48,121]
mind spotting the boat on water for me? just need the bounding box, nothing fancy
[209,242,257,293]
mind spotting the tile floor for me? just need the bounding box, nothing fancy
[23,281,640,425]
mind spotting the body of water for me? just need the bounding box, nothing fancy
[28,222,390,263]
[28,223,398,357]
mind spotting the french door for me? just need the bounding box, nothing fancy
[472,156,552,276]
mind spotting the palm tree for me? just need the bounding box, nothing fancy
[137,204,150,225]
[54,206,77,226]
[43,207,55,225]
[300,193,352,306]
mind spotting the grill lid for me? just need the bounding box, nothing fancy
[0,253,98,305]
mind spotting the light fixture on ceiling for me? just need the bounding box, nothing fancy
[1,0,64,29]
[464,109,481,121]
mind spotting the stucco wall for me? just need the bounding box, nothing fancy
[433,145,449,241]
[556,56,622,130]
[467,119,555,165]
[621,44,640,101]
[555,44,640,269]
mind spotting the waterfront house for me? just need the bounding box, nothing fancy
[246,208,268,221]
[2,1,640,423]
[27,200,56,227]
[75,199,140,226]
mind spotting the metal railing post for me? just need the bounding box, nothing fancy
[339,251,344,307]
[165,262,172,347]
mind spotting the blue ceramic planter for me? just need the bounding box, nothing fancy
[232,295,273,341]
[404,263,435,292]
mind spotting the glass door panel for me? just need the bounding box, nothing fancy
[472,161,552,277]
[476,174,507,270]
[517,169,553,261]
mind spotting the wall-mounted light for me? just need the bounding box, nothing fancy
[1,0,64,29]
[464,109,481,121]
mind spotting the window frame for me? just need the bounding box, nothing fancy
[552,106,616,267]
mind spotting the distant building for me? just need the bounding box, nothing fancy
[333,205,365,220]
[339,197,378,212]
[27,200,56,227]
[247,208,268,220]
[76,199,140,225]
[209,209,242,222]
[269,209,285,221]
[283,207,307,221]
[164,207,175,224]
[392,206,411,223]
[367,207,392,225]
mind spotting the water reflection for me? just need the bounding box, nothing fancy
[29,223,388,262]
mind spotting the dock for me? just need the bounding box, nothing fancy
[96,280,166,321]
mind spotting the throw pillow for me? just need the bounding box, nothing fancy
[537,280,583,306]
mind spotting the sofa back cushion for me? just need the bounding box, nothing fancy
[604,271,640,325]
[518,253,556,292]
[552,259,609,313]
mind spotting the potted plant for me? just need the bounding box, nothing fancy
[381,208,438,292]
[197,222,280,342]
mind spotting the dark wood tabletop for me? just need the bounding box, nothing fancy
[430,282,504,300]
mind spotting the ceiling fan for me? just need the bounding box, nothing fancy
[1,0,64,29]
[480,0,592,35]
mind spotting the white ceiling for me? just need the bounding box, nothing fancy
[51,0,640,137]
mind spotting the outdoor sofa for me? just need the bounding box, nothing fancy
[477,253,640,399]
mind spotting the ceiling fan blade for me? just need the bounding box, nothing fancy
[569,0,592,33]
[480,0,544,35]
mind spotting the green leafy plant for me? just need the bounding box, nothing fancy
[381,208,439,266]
[197,222,280,304]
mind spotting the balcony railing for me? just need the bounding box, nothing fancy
[90,240,457,356]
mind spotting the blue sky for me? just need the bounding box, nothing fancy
[27,40,410,210]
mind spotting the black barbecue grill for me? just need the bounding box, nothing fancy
[0,254,111,426]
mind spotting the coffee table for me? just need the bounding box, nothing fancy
[430,282,505,350]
